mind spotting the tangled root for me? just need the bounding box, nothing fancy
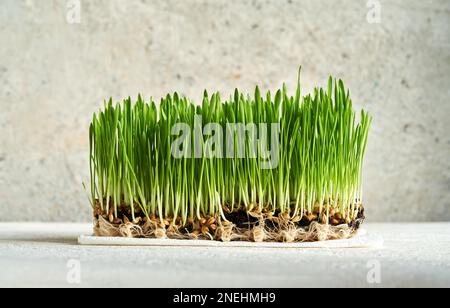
[252,226,266,243]
[216,221,234,242]
[94,216,120,237]
[93,208,363,243]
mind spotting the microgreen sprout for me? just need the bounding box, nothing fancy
[89,73,371,227]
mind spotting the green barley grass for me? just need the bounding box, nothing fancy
[89,73,372,227]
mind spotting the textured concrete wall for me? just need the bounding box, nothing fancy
[0,0,449,222]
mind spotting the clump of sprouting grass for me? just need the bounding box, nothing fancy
[89,74,372,226]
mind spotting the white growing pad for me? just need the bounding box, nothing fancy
[78,229,383,249]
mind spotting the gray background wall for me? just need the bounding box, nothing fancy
[0,0,449,222]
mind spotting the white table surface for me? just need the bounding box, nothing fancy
[0,223,449,288]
